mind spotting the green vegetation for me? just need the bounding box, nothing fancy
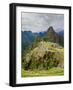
[21,26,64,77]
[22,41,64,77]
[21,68,64,77]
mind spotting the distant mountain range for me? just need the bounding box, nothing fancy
[21,31,35,52]
[57,30,64,37]
[22,26,64,52]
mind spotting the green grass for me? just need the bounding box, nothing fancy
[21,68,64,77]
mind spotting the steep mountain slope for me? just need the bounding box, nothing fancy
[57,30,64,36]
[21,31,35,52]
[44,27,59,42]
[43,26,64,46]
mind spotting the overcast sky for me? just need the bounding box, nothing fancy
[21,12,64,32]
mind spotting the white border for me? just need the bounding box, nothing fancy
[16,6,69,84]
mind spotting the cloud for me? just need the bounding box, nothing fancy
[21,12,64,32]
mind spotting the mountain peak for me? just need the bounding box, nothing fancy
[47,26,55,33]
[46,26,56,37]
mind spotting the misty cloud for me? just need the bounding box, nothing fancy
[21,12,64,32]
